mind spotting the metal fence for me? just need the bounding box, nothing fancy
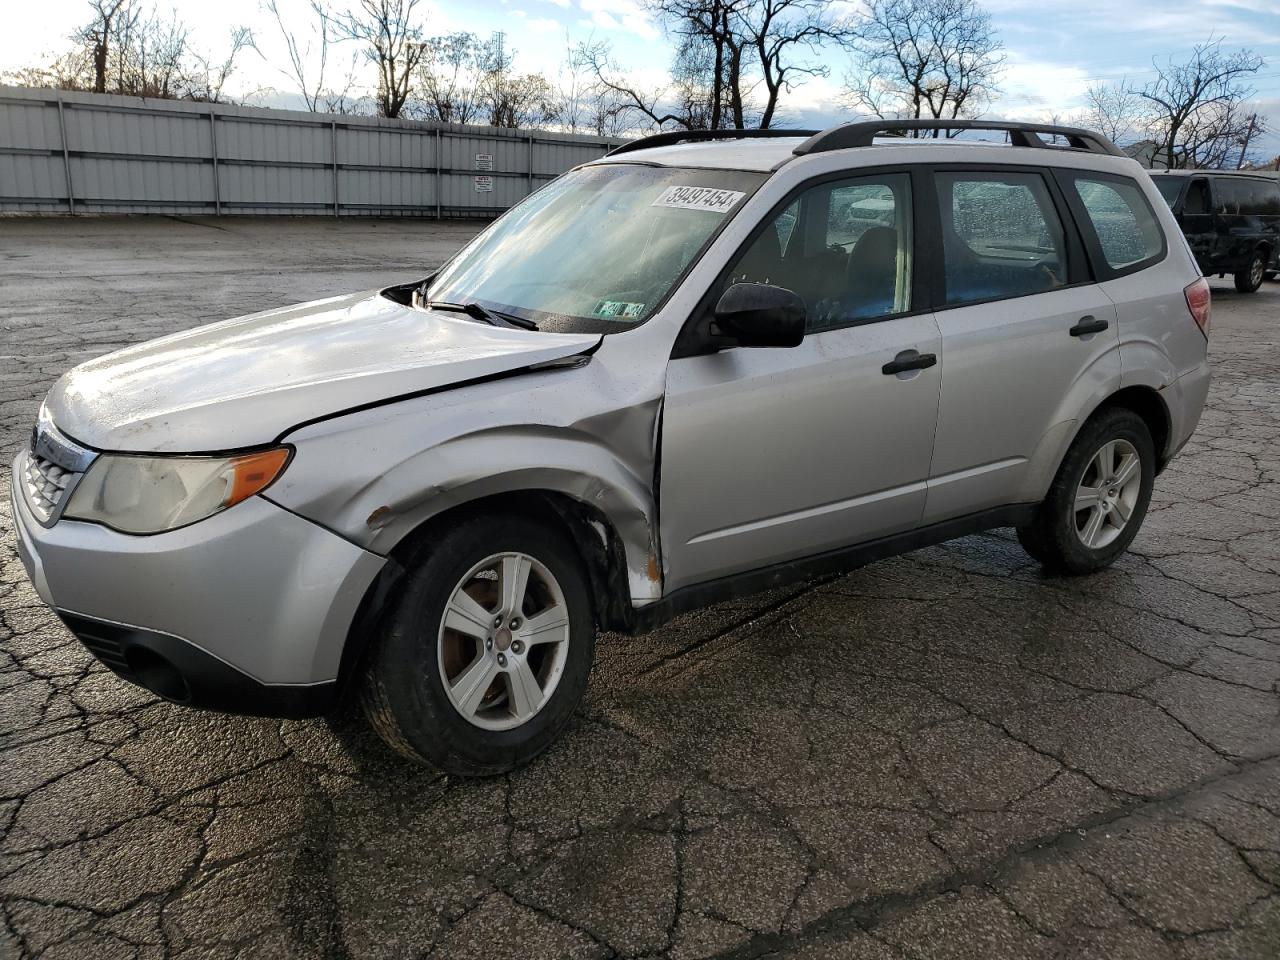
[0,86,623,217]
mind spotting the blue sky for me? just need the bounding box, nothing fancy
[5,0,1279,155]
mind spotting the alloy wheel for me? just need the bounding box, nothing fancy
[437,552,571,731]
[1073,438,1142,550]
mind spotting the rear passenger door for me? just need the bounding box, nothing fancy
[1059,170,1205,385]
[922,167,1121,523]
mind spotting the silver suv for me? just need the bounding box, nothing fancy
[13,120,1211,774]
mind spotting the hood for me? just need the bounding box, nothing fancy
[45,291,601,453]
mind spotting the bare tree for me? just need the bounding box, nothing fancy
[475,35,558,129]
[186,27,255,103]
[747,0,854,128]
[586,85,634,137]
[487,73,558,129]
[556,31,599,134]
[580,39,709,131]
[6,0,252,103]
[265,0,358,112]
[53,0,186,97]
[648,0,851,129]
[1135,39,1264,169]
[414,31,484,124]
[649,0,745,128]
[106,6,190,99]
[1082,81,1142,143]
[325,0,426,118]
[79,0,128,93]
[844,0,1004,132]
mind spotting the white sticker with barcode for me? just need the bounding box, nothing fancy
[652,185,745,213]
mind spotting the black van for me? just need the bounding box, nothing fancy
[1151,172,1280,292]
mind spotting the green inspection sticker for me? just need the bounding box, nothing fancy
[593,300,646,318]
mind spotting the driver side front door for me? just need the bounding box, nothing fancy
[659,171,942,593]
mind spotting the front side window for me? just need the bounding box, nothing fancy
[1070,175,1164,271]
[726,173,913,332]
[1184,179,1210,215]
[1152,177,1184,208]
[427,163,766,333]
[937,171,1067,306]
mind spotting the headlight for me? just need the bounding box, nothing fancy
[64,447,291,534]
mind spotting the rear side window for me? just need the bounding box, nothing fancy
[1214,178,1248,215]
[1209,177,1278,216]
[1235,179,1280,216]
[936,171,1068,306]
[1069,176,1164,271]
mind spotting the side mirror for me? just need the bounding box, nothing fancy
[711,282,806,348]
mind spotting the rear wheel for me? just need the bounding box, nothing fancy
[1017,407,1155,575]
[1234,250,1266,293]
[360,513,596,775]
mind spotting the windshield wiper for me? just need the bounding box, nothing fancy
[425,299,538,331]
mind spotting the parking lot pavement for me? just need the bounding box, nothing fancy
[2,216,1279,960]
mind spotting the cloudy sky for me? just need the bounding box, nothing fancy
[4,0,1279,154]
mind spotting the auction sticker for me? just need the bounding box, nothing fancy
[652,185,745,213]
[593,300,646,318]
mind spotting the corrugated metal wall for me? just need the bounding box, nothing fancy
[0,87,623,217]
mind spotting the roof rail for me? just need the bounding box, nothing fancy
[793,119,1125,158]
[607,127,819,157]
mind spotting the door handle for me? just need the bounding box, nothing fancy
[882,351,938,375]
[1069,315,1109,337]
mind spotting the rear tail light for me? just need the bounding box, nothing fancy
[1184,278,1211,339]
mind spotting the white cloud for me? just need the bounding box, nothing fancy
[578,0,659,40]
[528,16,564,34]
[997,53,1093,112]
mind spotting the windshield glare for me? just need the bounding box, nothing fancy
[427,163,766,332]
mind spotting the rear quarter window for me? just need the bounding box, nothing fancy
[1244,179,1280,216]
[1263,181,1280,216]
[1065,174,1166,275]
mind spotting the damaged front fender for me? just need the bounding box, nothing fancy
[265,349,667,608]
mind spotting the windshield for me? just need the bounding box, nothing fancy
[426,163,767,333]
[1152,177,1184,209]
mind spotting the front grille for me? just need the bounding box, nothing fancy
[22,453,80,524]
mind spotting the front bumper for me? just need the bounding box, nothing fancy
[10,453,386,716]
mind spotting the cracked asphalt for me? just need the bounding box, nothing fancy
[2,216,1280,959]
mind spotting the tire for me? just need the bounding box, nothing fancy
[359,512,596,776]
[1234,250,1266,293]
[1017,407,1155,576]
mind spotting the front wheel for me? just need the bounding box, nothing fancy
[360,513,596,775]
[1017,408,1155,575]
[1234,250,1266,293]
